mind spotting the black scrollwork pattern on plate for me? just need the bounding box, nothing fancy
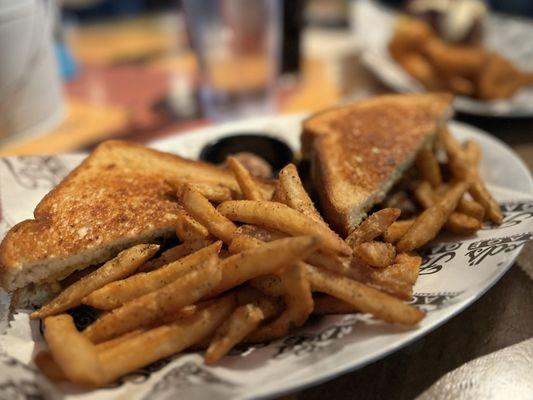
[0,380,42,400]
[465,232,533,266]
[2,156,69,190]
[409,292,463,312]
[274,316,358,359]
[141,361,237,400]
[419,242,463,275]
[482,201,533,230]
[0,355,35,374]
[0,354,42,400]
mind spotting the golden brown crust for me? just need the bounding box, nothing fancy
[1,172,179,263]
[0,141,273,291]
[302,93,453,236]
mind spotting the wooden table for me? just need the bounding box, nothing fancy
[1,13,532,399]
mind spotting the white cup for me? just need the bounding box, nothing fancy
[0,0,64,143]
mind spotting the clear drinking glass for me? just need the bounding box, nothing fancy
[182,0,281,121]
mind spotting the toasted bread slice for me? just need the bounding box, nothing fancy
[0,140,271,293]
[302,93,453,236]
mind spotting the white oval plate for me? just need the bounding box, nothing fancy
[353,1,533,118]
[1,114,532,400]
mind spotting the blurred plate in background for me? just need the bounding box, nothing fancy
[353,0,533,118]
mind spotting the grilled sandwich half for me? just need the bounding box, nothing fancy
[302,93,453,236]
[0,140,272,306]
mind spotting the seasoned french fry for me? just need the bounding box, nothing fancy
[250,262,314,342]
[415,182,482,235]
[397,181,469,252]
[274,263,313,327]
[228,236,286,296]
[447,153,472,182]
[354,241,396,268]
[456,198,485,220]
[170,181,233,203]
[434,185,485,221]
[228,233,315,336]
[463,139,481,166]
[304,251,350,276]
[278,164,326,226]
[227,156,263,201]
[44,315,105,386]
[32,244,159,319]
[416,145,442,188]
[163,304,199,320]
[469,180,503,224]
[355,252,421,300]
[228,234,263,254]
[83,241,222,310]
[213,236,322,295]
[271,180,288,203]
[83,253,220,343]
[346,208,401,247]
[229,233,355,282]
[235,224,286,242]
[445,212,482,234]
[349,262,413,301]
[383,220,415,243]
[414,181,435,209]
[138,239,214,273]
[196,183,233,203]
[94,330,146,353]
[97,295,236,385]
[446,75,475,96]
[392,252,421,285]
[312,295,358,315]
[249,274,285,297]
[305,264,424,325]
[373,252,420,285]
[34,351,66,382]
[175,209,210,241]
[234,287,282,316]
[434,184,449,197]
[190,182,233,203]
[204,303,265,364]
[398,53,441,89]
[218,200,351,255]
[181,184,237,244]
[440,127,502,224]
[438,125,463,159]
